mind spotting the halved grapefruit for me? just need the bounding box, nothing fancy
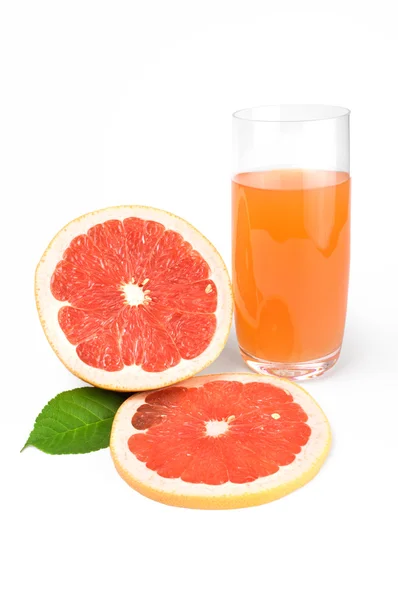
[110,373,331,509]
[35,206,232,391]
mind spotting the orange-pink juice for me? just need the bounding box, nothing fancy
[232,169,350,363]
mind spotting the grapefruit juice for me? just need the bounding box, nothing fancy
[232,169,350,368]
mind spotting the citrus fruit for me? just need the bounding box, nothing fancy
[35,206,232,391]
[110,373,331,509]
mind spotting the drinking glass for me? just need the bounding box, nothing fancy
[232,105,350,380]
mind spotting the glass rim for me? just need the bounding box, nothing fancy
[232,104,350,123]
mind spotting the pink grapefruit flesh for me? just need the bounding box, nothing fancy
[35,207,232,390]
[110,373,331,509]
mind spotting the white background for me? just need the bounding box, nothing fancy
[1,1,397,599]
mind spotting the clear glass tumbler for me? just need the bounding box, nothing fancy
[232,105,350,380]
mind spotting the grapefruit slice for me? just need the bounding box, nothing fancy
[110,373,331,509]
[35,206,232,391]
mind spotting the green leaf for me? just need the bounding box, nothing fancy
[22,387,127,454]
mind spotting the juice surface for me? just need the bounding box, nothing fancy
[232,169,350,363]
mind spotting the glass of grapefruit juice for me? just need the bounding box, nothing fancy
[232,105,350,379]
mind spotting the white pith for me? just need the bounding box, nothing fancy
[111,373,331,497]
[35,206,233,391]
[205,420,229,437]
[121,282,146,306]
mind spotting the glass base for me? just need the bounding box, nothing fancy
[240,346,341,381]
